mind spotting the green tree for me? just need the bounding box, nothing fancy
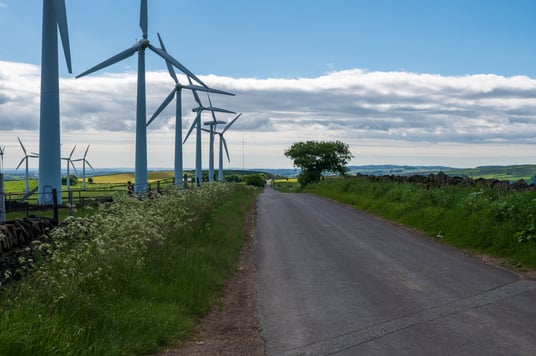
[284,140,353,185]
[244,174,266,188]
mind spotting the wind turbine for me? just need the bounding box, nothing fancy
[184,81,236,186]
[202,113,242,182]
[73,145,94,190]
[62,145,77,191]
[76,0,207,194]
[203,119,226,182]
[39,0,72,205]
[147,33,234,188]
[0,146,5,174]
[16,137,39,194]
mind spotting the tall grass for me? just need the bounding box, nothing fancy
[0,183,258,355]
[302,177,536,269]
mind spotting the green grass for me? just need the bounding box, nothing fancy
[301,177,536,269]
[0,183,259,355]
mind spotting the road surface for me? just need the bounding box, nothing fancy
[255,187,536,355]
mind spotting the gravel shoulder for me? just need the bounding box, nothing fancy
[156,199,265,356]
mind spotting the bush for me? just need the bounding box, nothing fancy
[244,174,266,188]
[61,175,78,185]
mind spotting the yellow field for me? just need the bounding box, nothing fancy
[90,171,175,184]
[273,178,298,183]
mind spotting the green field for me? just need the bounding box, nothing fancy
[445,165,536,182]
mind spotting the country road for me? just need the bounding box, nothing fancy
[255,186,536,355]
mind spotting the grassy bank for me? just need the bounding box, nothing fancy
[300,177,536,269]
[0,183,258,355]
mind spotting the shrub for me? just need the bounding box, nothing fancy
[244,174,266,188]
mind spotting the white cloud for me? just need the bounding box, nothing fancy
[1,60,536,169]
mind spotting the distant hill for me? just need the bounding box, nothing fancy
[258,165,536,184]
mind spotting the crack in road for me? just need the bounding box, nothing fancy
[278,280,536,356]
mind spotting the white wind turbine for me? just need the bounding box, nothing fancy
[0,146,5,174]
[184,80,236,186]
[77,0,207,194]
[39,0,72,205]
[62,145,77,191]
[73,145,94,190]
[147,33,234,188]
[202,113,242,182]
[203,119,226,182]
[16,137,39,194]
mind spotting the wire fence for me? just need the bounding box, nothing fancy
[1,177,180,221]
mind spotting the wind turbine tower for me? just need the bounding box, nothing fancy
[39,0,72,205]
[77,0,207,194]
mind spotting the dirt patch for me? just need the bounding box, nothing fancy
[156,201,265,356]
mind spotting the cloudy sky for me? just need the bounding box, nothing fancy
[1,0,536,170]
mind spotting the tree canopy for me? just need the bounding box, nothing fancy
[284,140,353,185]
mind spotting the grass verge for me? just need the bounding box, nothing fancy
[300,177,536,270]
[0,183,258,355]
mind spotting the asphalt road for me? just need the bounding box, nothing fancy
[255,187,536,356]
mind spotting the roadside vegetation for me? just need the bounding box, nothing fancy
[281,177,536,269]
[0,183,258,355]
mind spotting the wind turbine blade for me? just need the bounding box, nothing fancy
[200,128,211,133]
[140,0,148,38]
[84,145,90,158]
[222,137,231,162]
[70,160,78,174]
[17,137,27,155]
[207,107,236,114]
[206,94,218,122]
[86,160,95,170]
[76,45,139,78]
[183,112,199,144]
[187,76,202,106]
[69,145,76,159]
[223,113,242,133]
[157,33,178,83]
[53,0,72,73]
[16,158,25,171]
[181,84,234,96]
[148,44,208,88]
[147,89,175,127]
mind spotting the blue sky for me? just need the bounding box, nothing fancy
[1,0,536,169]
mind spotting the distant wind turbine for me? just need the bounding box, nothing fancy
[39,0,73,205]
[62,145,77,191]
[203,119,226,182]
[16,137,39,194]
[147,33,234,188]
[184,80,236,186]
[77,0,206,194]
[202,113,242,182]
[73,145,94,190]
[0,146,5,174]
